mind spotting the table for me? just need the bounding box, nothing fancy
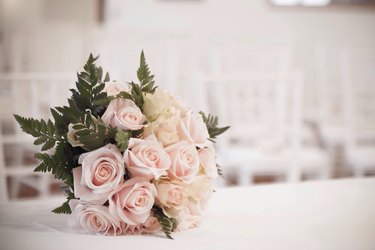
[1,178,375,250]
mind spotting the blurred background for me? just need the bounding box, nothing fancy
[0,0,375,202]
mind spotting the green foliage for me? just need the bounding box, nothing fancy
[137,50,157,94]
[199,112,230,142]
[129,81,145,109]
[14,54,114,213]
[115,129,131,152]
[106,51,155,111]
[152,207,178,239]
[34,140,74,187]
[216,163,224,178]
[14,51,229,223]
[52,191,75,214]
[71,54,110,116]
[52,201,71,214]
[14,115,60,151]
[72,115,117,151]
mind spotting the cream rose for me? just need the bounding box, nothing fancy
[102,98,146,130]
[103,81,129,96]
[73,144,125,204]
[198,144,218,179]
[156,181,189,217]
[186,175,214,210]
[177,111,210,148]
[109,177,157,225]
[69,200,123,236]
[124,135,171,180]
[165,141,199,183]
[67,123,84,147]
[175,201,202,232]
[143,88,188,122]
[143,116,180,147]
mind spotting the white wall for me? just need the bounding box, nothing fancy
[2,0,375,114]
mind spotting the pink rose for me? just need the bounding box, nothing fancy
[69,200,123,236]
[103,81,129,96]
[102,98,146,130]
[122,224,142,235]
[165,141,200,183]
[140,215,162,234]
[177,112,209,148]
[120,215,161,235]
[124,135,171,180]
[73,144,125,204]
[109,177,157,225]
[156,181,188,217]
[198,144,218,179]
[175,201,202,232]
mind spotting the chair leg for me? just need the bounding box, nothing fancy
[319,164,331,180]
[238,165,252,186]
[38,175,51,198]
[353,167,365,178]
[10,176,22,199]
[0,174,7,204]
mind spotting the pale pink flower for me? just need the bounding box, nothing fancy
[177,111,209,148]
[102,98,146,130]
[198,144,218,179]
[73,144,125,204]
[165,141,200,183]
[69,200,123,236]
[109,177,157,225]
[124,135,171,180]
[140,215,162,234]
[103,81,129,96]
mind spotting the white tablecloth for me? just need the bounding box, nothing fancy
[1,178,375,250]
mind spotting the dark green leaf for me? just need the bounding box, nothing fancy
[199,112,230,141]
[115,130,130,152]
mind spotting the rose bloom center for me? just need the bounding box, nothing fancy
[121,111,138,123]
[181,150,194,164]
[146,149,159,163]
[135,195,147,207]
[93,163,113,185]
[169,189,183,205]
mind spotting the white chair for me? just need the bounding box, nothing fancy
[0,73,74,204]
[202,72,330,186]
[341,49,375,177]
[313,46,348,155]
[205,43,293,74]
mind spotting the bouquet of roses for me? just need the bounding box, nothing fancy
[14,51,229,238]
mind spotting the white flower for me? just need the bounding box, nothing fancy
[155,180,189,217]
[67,123,84,147]
[143,116,181,147]
[143,88,188,121]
